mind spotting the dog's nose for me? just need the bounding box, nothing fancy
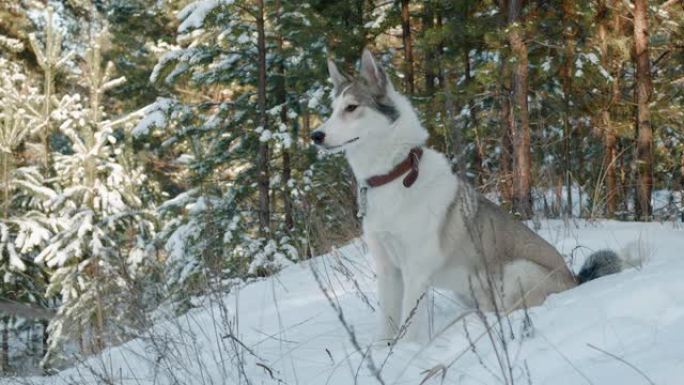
[311,131,325,145]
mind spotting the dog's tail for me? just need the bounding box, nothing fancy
[576,249,622,284]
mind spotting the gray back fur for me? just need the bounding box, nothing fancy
[439,184,577,287]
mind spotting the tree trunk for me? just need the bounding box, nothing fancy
[256,0,270,233]
[42,320,48,358]
[401,0,414,94]
[41,8,56,175]
[604,127,618,215]
[561,0,575,217]
[634,0,653,220]
[500,112,514,207]
[303,103,311,142]
[497,0,512,206]
[597,0,621,217]
[1,318,8,373]
[620,150,629,214]
[436,9,444,87]
[282,151,293,229]
[464,48,483,186]
[499,59,514,206]
[507,0,533,218]
[275,0,293,231]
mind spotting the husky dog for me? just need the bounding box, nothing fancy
[312,49,620,342]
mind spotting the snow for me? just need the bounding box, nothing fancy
[132,98,175,137]
[307,86,326,109]
[0,35,24,53]
[598,65,613,80]
[149,50,182,83]
[177,0,235,34]
[585,52,599,65]
[259,129,272,142]
[364,2,391,29]
[12,220,684,385]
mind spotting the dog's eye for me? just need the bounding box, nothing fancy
[345,104,359,113]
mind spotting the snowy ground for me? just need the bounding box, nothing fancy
[7,219,684,385]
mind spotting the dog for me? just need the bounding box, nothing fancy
[311,49,620,342]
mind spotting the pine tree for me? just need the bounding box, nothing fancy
[134,0,384,302]
[0,54,54,374]
[99,0,176,110]
[35,28,155,366]
[137,0,314,301]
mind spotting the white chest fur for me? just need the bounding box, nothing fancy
[360,149,459,264]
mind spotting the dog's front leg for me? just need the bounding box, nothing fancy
[368,236,403,342]
[400,273,430,342]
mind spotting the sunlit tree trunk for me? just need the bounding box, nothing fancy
[634,0,653,220]
[561,0,575,217]
[507,0,532,218]
[597,0,621,217]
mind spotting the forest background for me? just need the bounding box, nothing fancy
[0,0,682,375]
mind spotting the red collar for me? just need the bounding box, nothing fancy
[365,147,423,188]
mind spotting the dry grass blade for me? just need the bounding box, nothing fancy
[420,364,447,385]
[255,362,275,380]
[586,343,655,385]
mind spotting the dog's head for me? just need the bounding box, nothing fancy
[311,49,400,152]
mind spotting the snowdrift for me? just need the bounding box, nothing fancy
[13,220,684,385]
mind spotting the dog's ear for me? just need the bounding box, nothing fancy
[327,58,349,95]
[360,49,390,95]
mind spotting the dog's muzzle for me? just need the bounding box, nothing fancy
[310,130,359,150]
[323,137,359,150]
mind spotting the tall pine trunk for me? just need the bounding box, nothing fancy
[256,0,270,233]
[597,0,621,217]
[401,0,414,94]
[507,0,532,218]
[561,0,575,217]
[634,0,653,220]
[464,49,484,186]
[275,0,293,230]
